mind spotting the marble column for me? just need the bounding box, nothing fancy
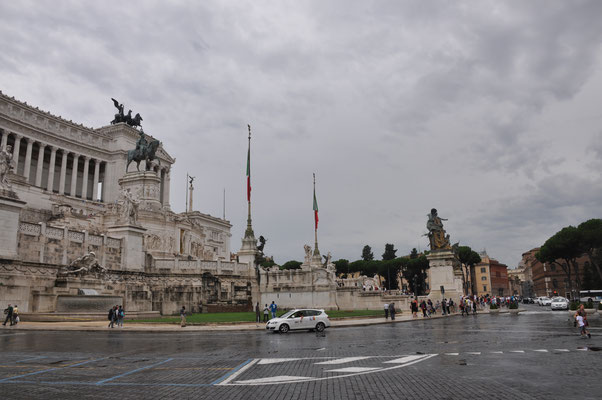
[163,167,171,208]
[70,154,79,197]
[0,131,7,150]
[12,134,22,172]
[92,160,100,201]
[35,143,46,187]
[81,156,90,200]
[23,138,34,183]
[47,146,57,192]
[59,151,68,195]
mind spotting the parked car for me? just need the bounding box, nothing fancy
[551,297,569,310]
[541,297,552,306]
[523,297,535,304]
[266,309,331,333]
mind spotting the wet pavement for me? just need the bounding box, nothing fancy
[0,305,600,399]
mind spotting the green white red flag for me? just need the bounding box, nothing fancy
[246,125,251,202]
[313,174,318,230]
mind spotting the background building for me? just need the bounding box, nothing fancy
[474,252,509,297]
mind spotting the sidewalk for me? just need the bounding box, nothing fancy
[2,309,508,333]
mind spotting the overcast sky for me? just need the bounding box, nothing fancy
[1,1,601,268]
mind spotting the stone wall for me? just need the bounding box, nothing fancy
[17,222,123,269]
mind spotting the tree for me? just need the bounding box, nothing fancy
[402,255,429,296]
[333,259,349,277]
[382,244,397,260]
[577,219,602,283]
[457,246,481,295]
[536,226,583,300]
[280,260,302,270]
[409,248,418,259]
[361,245,374,261]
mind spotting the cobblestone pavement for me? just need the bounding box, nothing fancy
[1,306,600,399]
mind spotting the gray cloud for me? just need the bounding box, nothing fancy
[1,0,601,267]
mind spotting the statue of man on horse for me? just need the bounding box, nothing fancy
[126,130,161,172]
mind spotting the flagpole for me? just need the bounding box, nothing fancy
[245,124,254,238]
[313,173,320,258]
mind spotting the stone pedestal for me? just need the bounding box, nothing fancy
[238,236,258,265]
[107,224,147,271]
[427,249,463,301]
[0,193,26,259]
[118,171,163,213]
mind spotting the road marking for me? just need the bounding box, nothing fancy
[15,356,46,363]
[258,358,302,365]
[576,348,588,351]
[95,358,172,385]
[315,357,371,365]
[383,355,428,364]
[326,367,381,373]
[0,358,105,383]
[490,351,504,354]
[214,359,257,386]
[466,352,481,355]
[533,349,548,352]
[509,350,525,353]
[553,349,569,352]
[234,375,311,384]
[444,353,459,356]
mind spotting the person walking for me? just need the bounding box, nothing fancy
[446,298,451,315]
[255,302,261,323]
[269,301,277,319]
[3,304,13,326]
[180,306,187,327]
[410,299,418,318]
[420,300,428,318]
[107,306,116,328]
[11,305,19,325]
[472,299,477,315]
[576,312,591,338]
[263,304,269,322]
[117,305,124,328]
[389,303,396,320]
[427,299,434,316]
[384,302,389,320]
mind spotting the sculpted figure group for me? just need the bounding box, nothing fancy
[0,145,15,190]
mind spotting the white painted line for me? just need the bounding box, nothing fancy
[509,350,525,353]
[490,351,504,354]
[326,367,381,373]
[466,352,481,355]
[236,375,311,384]
[216,359,259,386]
[316,348,326,351]
[258,358,302,365]
[444,353,459,356]
[553,349,570,352]
[383,355,428,364]
[576,348,588,351]
[315,357,371,365]
[533,349,548,352]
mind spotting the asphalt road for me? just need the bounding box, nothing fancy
[1,305,600,399]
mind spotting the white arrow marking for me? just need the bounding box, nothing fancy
[258,358,302,365]
[383,355,428,364]
[236,375,311,384]
[326,367,381,373]
[315,357,372,365]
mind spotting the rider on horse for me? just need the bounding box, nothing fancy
[135,130,148,159]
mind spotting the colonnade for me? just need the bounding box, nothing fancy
[0,129,106,201]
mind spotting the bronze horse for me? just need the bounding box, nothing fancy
[126,139,161,172]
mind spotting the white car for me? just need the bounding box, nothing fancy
[266,309,331,333]
[540,297,552,306]
[551,297,569,310]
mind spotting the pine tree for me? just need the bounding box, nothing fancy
[361,245,374,261]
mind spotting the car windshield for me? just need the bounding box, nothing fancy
[279,310,296,319]
[552,297,564,302]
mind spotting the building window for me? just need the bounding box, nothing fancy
[550,264,556,272]
[498,288,504,296]
[480,267,486,273]
[496,271,501,278]
[481,276,487,281]
[483,285,487,292]
[552,279,558,288]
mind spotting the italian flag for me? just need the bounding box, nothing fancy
[246,145,251,202]
[313,183,319,230]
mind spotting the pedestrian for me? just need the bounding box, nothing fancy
[263,304,269,322]
[435,300,441,315]
[117,305,124,328]
[576,312,591,338]
[12,305,19,325]
[255,302,261,323]
[410,299,418,318]
[420,300,428,317]
[2,304,13,326]
[389,303,396,320]
[269,301,277,319]
[427,299,434,316]
[180,306,187,327]
[472,299,477,315]
[107,306,115,328]
[384,302,389,320]
[446,299,451,315]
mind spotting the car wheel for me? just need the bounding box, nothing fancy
[279,324,290,334]
[315,322,326,332]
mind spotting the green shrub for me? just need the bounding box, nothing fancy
[583,301,595,309]
[598,302,602,310]
[489,303,498,310]
[569,301,579,311]
[509,302,518,309]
